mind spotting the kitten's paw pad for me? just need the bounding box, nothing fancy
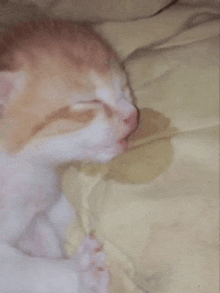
[76,234,109,293]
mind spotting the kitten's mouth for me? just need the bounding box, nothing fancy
[118,138,128,149]
[118,127,138,150]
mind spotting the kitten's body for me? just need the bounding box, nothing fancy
[0,19,137,292]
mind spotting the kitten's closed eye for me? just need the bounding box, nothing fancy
[78,99,101,104]
[73,99,102,110]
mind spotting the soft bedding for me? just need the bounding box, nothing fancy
[0,1,219,293]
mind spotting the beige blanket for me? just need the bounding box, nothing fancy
[0,1,219,292]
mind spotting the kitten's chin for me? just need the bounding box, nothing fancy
[87,140,128,163]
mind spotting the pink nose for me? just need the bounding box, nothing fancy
[124,110,138,130]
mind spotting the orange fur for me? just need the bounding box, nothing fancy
[0,18,117,73]
[1,63,96,153]
[0,18,118,153]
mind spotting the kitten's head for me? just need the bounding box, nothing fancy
[0,19,137,165]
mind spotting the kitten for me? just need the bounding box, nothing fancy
[0,19,137,293]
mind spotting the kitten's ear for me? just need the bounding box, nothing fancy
[0,71,27,117]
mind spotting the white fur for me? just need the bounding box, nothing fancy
[0,70,137,292]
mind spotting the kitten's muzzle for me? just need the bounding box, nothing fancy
[122,109,138,137]
[124,110,138,132]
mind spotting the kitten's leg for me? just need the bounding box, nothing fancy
[48,193,75,241]
[0,164,109,292]
[48,194,110,292]
[0,236,109,293]
[0,242,80,293]
[17,213,65,258]
[42,195,110,292]
[18,193,75,258]
[0,201,79,293]
[74,234,110,293]
[33,194,109,293]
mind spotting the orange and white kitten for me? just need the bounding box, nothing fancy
[0,19,137,293]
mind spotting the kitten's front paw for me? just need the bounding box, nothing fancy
[75,233,109,293]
